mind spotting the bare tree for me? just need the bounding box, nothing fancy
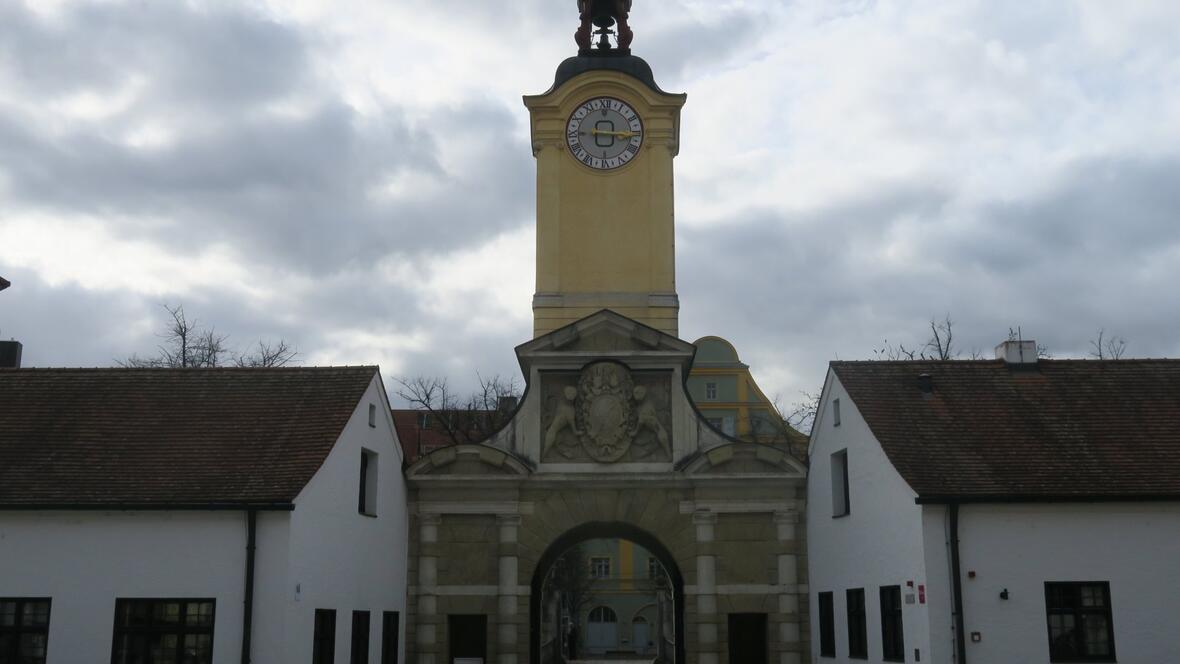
[875,314,961,361]
[118,304,296,368]
[1089,328,1127,360]
[548,544,596,626]
[235,340,297,368]
[393,373,521,445]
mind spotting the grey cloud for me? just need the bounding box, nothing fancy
[0,3,307,106]
[679,154,1180,393]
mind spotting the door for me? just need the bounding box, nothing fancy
[727,613,768,664]
[448,614,487,664]
[632,617,651,655]
[585,606,618,654]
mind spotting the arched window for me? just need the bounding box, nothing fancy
[632,616,648,624]
[588,607,617,624]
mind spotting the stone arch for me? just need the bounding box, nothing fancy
[528,521,687,664]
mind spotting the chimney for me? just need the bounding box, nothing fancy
[917,373,934,394]
[0,340,22,368]
[995,339,1037,366]
[498,395,519,412]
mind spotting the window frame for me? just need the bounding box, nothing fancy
[589,556,611,579]
[313,608,337,664]
[833,398,842,427]
[831,450,851,518]
[109,598,215,664]
[351,610,370,664]
[359,449,378,516]
[368,403,377,428]
[846,588,867,660]
[1044,581,1116,663]
[0,597,52,664]
[705,381,718,400]
[817,591,835,658]
[381,611,400,664]
[879,585,904,662]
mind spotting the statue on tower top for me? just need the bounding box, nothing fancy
[575,0,633,54]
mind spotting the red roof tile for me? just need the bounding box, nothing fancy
[0,367,378,508]
[832,359,1180,501]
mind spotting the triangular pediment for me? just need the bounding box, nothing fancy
[518,309,694,354]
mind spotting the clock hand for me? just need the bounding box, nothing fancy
[589,128,640,138]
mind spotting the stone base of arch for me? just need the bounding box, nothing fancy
[405,473,808,664]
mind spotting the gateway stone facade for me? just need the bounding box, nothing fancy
[405,313,809,664]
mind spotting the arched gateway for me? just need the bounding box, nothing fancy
[405,4,808,662]
[405,313,809,664]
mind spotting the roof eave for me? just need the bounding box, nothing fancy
[915,493,1180,505]
[0,502,296,511]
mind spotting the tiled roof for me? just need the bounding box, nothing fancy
[0,367,378,508]
[391,409,459,462]
[831,359,1180,501]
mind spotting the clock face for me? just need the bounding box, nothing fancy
[566,97,643,170]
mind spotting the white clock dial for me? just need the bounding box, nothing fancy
[565,97,644,170]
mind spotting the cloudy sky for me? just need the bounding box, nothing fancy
[2,0,1179,407]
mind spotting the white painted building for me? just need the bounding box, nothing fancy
[806,341,1180,664]
[0,367,408,664]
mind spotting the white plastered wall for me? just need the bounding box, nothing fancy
[0,510,253,664]
[956,502,1180,664]
[282,374,409,664]
[806,370,934,664]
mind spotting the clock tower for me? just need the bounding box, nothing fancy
[524,1,686,337]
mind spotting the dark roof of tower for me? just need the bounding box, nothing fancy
[830,359,1180,502]
[549,54,670,95]
[0,366,379,509]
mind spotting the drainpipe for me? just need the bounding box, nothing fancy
[241,509,257,664]
[949,503,967,664]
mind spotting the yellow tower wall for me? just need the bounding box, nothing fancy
[524,70,686,337]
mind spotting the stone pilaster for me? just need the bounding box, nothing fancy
[775,511,802,664]
[417,514,441,664]
[693,510,719,664]
[497,514,522,664]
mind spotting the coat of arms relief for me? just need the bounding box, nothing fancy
[541,362,672,463]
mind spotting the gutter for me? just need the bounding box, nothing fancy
[949,503,967,664]
[917,493,1180,505]
[0,502,295,511]
[241,509,257,664]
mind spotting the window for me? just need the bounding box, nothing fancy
[359,449,378,516]
[817,592,835,657]
[590,557,611,579]
[368,403,377,427]
[846,588,867,659]
[1045,582,1116,662]
[313,609,336,664]
[647,557,661,580]
[0,598,51,664]
[111,599,214,664]
[880,586,904,662]
[381,611,400,664]
[831,450,850,517]
[722,416,735,436]
[351,611,370,664]
[588,607,617,624]
[833,398,841,427]
[705,382,717,400]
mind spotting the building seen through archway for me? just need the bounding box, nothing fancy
[538,536,676,661]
